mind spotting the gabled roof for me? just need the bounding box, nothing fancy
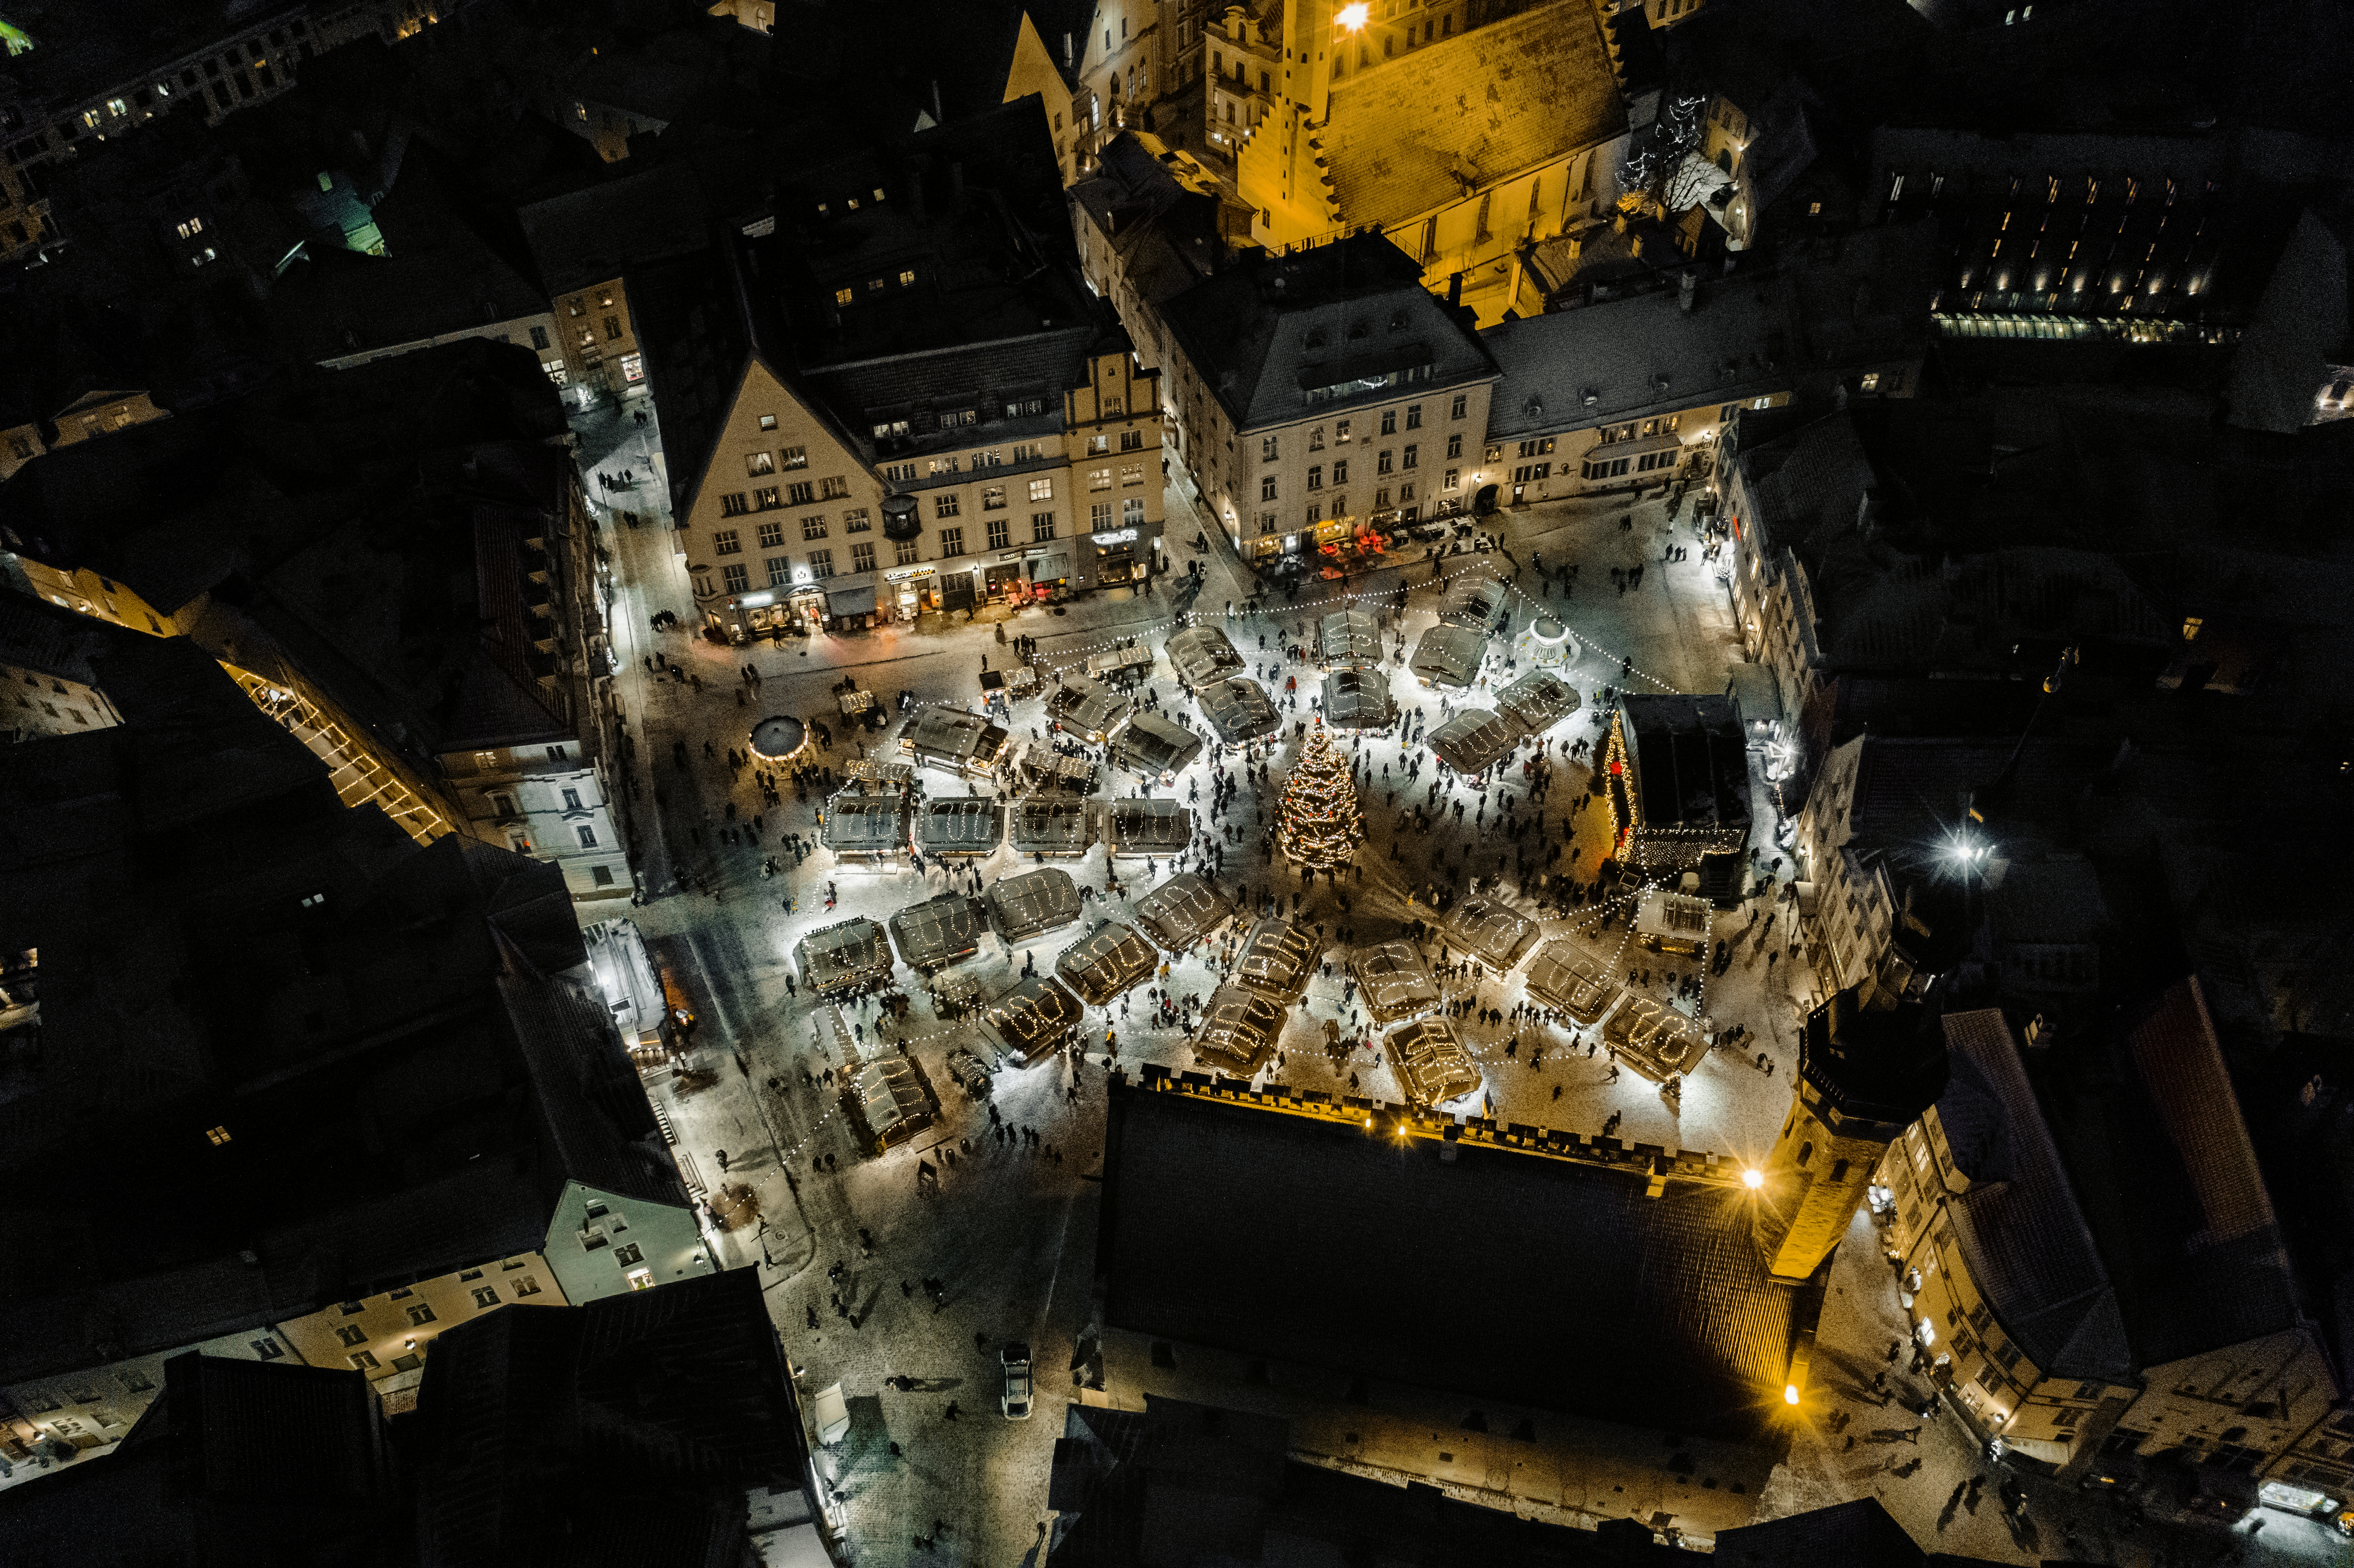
[987,867,1084,941]
[887,892,990,972]
[1108,798,1191,856]
[1318,607,1381,666]
[1319,0,1626,229]
[1387,1017,1482,1108]
[1233,918,1318,1002]
[821,792,909,854]
[1196,676,1281,744]
[1427,708,1520,776]
[1442,895,1541,971]
[914,796,1007,853]
[1165,625,1244,687]
[795,918,892,991]
[982,974,1084,1061]
[1191,984,1285,1069]
[1010,796,1094,854]
[1931,1010,2132,1381]
[1320,666,1396,728]
[1111,711,1205,776]
[1056,922,1159,1006]
[1407,623,1487,687]
[1348,940,1441,1023]
[1133,872,1235,951]
[1495,669,1581,734]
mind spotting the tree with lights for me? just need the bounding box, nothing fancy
[1276,720,1362,872]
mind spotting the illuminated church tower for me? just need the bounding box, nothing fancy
[1753,987,1948,1284]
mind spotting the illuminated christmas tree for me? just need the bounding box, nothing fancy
[1276,721,1362,871]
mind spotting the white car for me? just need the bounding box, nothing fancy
[1001,1343,1032,1420]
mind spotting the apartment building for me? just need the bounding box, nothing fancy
[1157,233,1497,566]
[0,592,128,740]
[1878,996,2349,1497]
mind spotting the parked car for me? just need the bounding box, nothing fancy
[1001,1342,1033,1420]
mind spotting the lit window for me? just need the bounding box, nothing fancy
[834,287,853,306]
[175,216,203,239]
[205,1125,231,1145]
[898,268,916,286]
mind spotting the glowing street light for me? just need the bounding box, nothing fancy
[1783,1384,1801,1406]
[1336,3,1370,31]
[1742,1167,1765,1190]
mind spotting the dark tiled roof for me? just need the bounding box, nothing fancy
[887,892,990,972]
[1932,1011,2131,1381]
[1196,676,1280,744]
[1716,1496,1927,1568]
[1056,923,1159,1006]
[501,969,691,1212]
[1428,709,1519,776]
[1133,873,1235,951]
[988,867,1084,942]
[1158,235,1498,435]
[1108,799,1191,856]
[1100,1087,1805,1442]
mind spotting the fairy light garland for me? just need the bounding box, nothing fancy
[1274,720,1362,871]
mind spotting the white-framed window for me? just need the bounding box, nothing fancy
[1029,477,1054,502]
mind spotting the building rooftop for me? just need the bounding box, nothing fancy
[1407,623,1487,688]
[1930,1010,2132,1381]
[1483,223,1941,443]
[1526,941,1620,1027]
[914,796,1006,854]
[1107,798,1191,857]
[1157,235,1498,436]
[1112,711,1205,777]
[1099,1086,1806,1443]
[1618,694,1751,834]
[1386,1017,1483,1110]
[1349,940,1442,1024]
[1048,677,1131,739]
[1444,896,1542,972]
[987,867,1084,942]
[795,918,893,993]
[887,892,991,974]
[1133,872,1236,951]
[981,974,1085,1064]
[1496,669,1581,734]
[1427,708,1520,776]
[899,706,1011,768]
[1010,796,1094,856]
[1318,0,1626,230]
[1190,984,1286,1071]
[1318,607,1381,666]
[1056,922,1159,1006]
[1196,676,1281,744]
[1165,626,1244,688]
[1320,667,1396,729]
[1231,918,1318,1002]
[820,792,910,855]
[1436,572,1508,631]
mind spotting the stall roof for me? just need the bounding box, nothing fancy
[1427,709,1520,776]
[1048,677,1132,739]
[1165,626,1244,688]
[797,918,892,992]
[850,1055,934,1145]
[1193,984,1284,1070]
[1443,896,1541,972]
[1233,917,1318,1002]
[1349,940,1442,1023]
[1009,797,1094,856]
[981,975,1084,1064]
[1601,995,1711,1082]
[1108,799,1192,857]
[1619,694,1752,834]
[1196,676,1281,744]
[748,714,808,762]
[1495,669,1581,735]
[1319,607,1382,667]
[1011,741,1098,794]
[1407,624,1487,688]
[986,867,1084,942]
[820,794,909,856]
[1056,922,1159,1005]
[1388,1017,1482,1109]
[913,797,1006,855]
[1133,873,1235,951]
[1085,643,1155,682]
[899,706,1010,769]
[1320,667,1396,729]
[1111,712,1205,777]
[886,893,990,974]
[1526,940,1621,1027]
[1437,573,1508,631]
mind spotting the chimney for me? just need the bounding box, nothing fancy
[1064,31,1074,67]
[1447,271,1463,308]
[1678,268,1697,313]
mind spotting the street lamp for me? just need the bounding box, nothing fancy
[1783,1384,1801,1406]
[1742,1167,1765,1190]
[1335,3,1370,30]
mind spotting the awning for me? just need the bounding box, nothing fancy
[828,585,877,616]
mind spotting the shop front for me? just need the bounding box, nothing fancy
[984,560,1031,604]
[1030,550,1072,596]
[938,567,981,614]
[885,565,935,621]
[828,583,878,631]
[1089,528,1141,587]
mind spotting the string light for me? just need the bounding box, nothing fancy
[1274,720,1363,871]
